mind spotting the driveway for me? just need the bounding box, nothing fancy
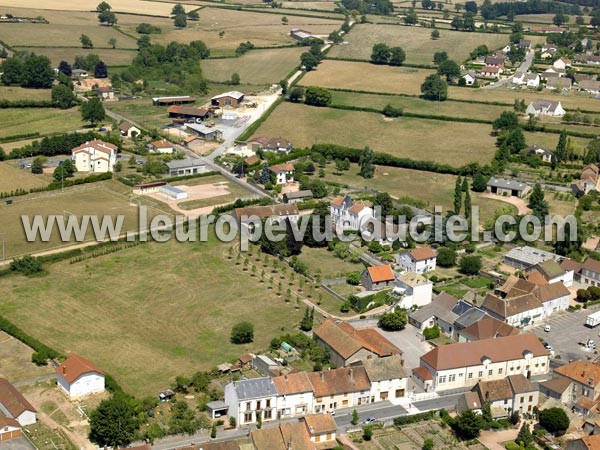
[376,326,433,372]
[0,437,36,450]
[479,192,531,215]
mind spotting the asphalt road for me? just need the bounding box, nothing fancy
[483,49,535,90]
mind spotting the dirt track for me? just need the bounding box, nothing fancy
[480,192,531,215]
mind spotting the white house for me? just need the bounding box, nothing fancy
[526,73,541,88]
[463,71,477,86]
[392,272,433,309]
[330,195,374,230]
[396,247,437,274]
[269,163,294,185]
[273,372,314,419]
[526,99,565,117]
[149,140,174,154]
[363,357,409,405]
[56,354,105,398]
[119,122,141,138]
[224,377,278,427]
[71,139,117,173]
[525,259,573,287]
[0,416,22,441]
[553,57,571,70]
[462,374,539,417]
[0,378,36,426]
[412,333,549,393]
[580,258,600,287]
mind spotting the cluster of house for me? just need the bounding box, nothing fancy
[0,354,105,441]
[572,164,600,196]
[224,318,408,428]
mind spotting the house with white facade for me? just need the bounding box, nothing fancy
[542,360,600,416]
[0,378,36,426]
[330,195,374,230]
[269,163,294,185]
[149,140,174,154]
[396,247,437,274]
[56,354,105,398]
[580,258,600,287]
[0,416,22,442]
[553,57,571,70]
[392,272,433,309]
[272,372,314,419]
[224,377,278,427]
[308,367,371,413]
[412,333,549,393]
[481,276,570,327]
[463,71,477,86]
[71,139,117,173]
[526,99,566,117]
[525,259,573,287]
[363,357,409,405]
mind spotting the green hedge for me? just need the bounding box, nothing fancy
[166,170,219,182]
[0,100,55,109]
[212,196,274,214]
[393,410,437,426]
[0,132,40,143]
[325,56,436,70]
[0,315,61,359]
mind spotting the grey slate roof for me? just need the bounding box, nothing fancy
[362,356,409,382]
[487,177,529,192]
[233,377,277,400]
[285,190,313,200]
[454,307,486,329]
[409,292,459,326]
[504,246,558,266]
[165,159,206,170]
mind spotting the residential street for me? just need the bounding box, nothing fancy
[483,49,534,90]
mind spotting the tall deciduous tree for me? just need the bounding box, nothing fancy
[89,396,137,447]
[80,34,94,48]
[359,146,375,179]
[80,97,106,126]
[22,55,54,88]
[389,47,406,66]
[421,74,447,101]
[454,176,462,213]
[370,43,390,64]
[51,84,76,109]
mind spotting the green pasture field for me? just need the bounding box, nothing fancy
[0,108,87,139]
[15,47,136,67]
[0,161,51,193]
[0,86,51,101]
[296,246,365,279]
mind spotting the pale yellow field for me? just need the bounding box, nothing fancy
[301,60,435,95]
[0,0,198,15]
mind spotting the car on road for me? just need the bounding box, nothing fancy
[544,325,551,332]
[326,409,335,416]
[363,417,377,424]
[544,342,553,351]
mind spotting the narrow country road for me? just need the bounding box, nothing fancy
[483,49,535,90]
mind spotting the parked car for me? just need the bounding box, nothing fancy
[364,417,377,424]
[544,325,551,332]
[544,342,553,351]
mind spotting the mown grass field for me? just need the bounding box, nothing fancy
[0,331,55,382]
[251,102,497,165]
[0,86,51,101]
[0,180,170,258]
[119,7,341,54]
[302,60,434,95]
[321,163,514,222]
[297,246,365,279]
[15,47,137,67]
[0,0,194,15]
[0,161,51,193]
[524,130,590,153]
[0,8,138,49]
[281,1,339,10]
[0,108,87,139]
[329,90,512,121]
[0,234,304,395]
[328,23,510,65]
[202,47,305,84]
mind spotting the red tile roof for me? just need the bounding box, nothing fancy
[412,366,433,381]
[270,163,294,173]
[408,247,437,261]
[304,414,336,435]
[56,354,104,384]
[307,367,370,397]
[0,378,36,417]
[367,265,395,283]
[273,372,313,395]
[555,360,600,388]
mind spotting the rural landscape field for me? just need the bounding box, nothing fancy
[1,0,600,448]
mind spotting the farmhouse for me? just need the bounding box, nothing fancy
[330,195,374,230]
[149,140,174,154]
[211,91,245,107]
[393,272,433,309]
[484,56,505,67]
[247,137,293,154]
[224,377,278,427]
[168,105,210,121]
[486,177,530,198]
[71,139,117,173]
[362,265,395,291]
[480,65,502,78]
[572,164,600,195]
[412,334,549,393]
[0,378,36,426]
[504,246,562,269]
[165,159,207,177]
[159,185,188,201]
[526,99,565,117]
[56,354,105,398]
[396,247,437,274]
[97,86,116,101]
[308,367,371,412]
[119,121,140,138]
[462,71,477,86]
[185,123,223,141]
[553,57,571,70]
[290,28,320,41]
[518,39,531,49]
[270,163,294,185]
[152,96,196,106]
[363,356,409,405]
[313,318,402,367]
[526,145,554,163]
[283,190,313,204]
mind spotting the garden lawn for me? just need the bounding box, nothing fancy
[0,233,303,396]
[328,23,510,65]
[296,246,364,279]
[251,102,497,166]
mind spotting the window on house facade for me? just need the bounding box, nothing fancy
[488,370,493,376]
[478,371,483,378]
[468,373,473,379]
[528,395,533,401]
[266,399,271,408]
[449,374,456,382]
[439,376,446,383]
[498,368,503,375]
[246,402,251,411]
[264,410,272,420]
[244,413,252,423]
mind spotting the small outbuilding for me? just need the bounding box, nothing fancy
[206,401,229,419]
[159,185,188,200]
[211,91,245,107]
[185,123,223,141]
[486,177,531,198]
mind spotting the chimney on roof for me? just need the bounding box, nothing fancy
[349,368,353,381]
[62,366,66,375]
[284,374,288,382]
[320,372,324,381]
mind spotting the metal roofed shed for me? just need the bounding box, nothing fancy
[206,400,228,419]
[504,246,561,269]
[165,159,207,177]
[185,122,223,140]
[486,177,531,198]
[159,185,188,200]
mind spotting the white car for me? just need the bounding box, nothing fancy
[544,325,551,332]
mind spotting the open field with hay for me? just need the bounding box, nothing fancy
[328,23,510,65]
[0,234,304,395]
[0,86,51,101]
[0,0,196,15]
[301,60,435,95]
[251,102,497,165]
[16,47,137,67]
[202,47,304,84]
[0,108,87,139]
[0,161,52,193]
